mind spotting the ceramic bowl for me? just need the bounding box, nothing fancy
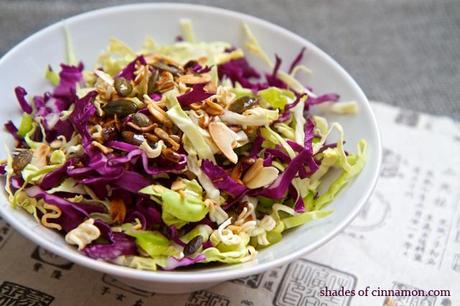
[0,3,381,293]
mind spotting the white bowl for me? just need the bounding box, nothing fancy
[0,3,381,293]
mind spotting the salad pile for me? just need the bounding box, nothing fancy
[0,20,366,271]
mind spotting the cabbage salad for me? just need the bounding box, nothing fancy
[0,20,366,271]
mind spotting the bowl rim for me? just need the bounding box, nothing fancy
[0,2,382,283]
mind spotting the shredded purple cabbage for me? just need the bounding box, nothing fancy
[53,63,83,102]
[265,54,287,88]
[201,160,246,198]
[26,186,104,232]
[288,47,306,74]
[4,121,19,140]
[177,83,213,106]
[83,232,138,260]
[40,160,73,190]
[68,91,97,147]
[307,93,340,105]
[254,149,309,200]
[118,56,146,80]
[163,254,206,270]
[218,58,267,91]
[14,87,33,114]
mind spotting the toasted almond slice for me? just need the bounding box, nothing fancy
[242,158,263,184]
[198,113,210,129]
[31,143,50,168]
[245,166,279,189]
[110,198,127,224]
[177,73,211,84]
[208,121,238,164]
[230,164,243,181]
[171,179,186,191]
[147,54,183,68]
[94,69,114,85]
[205,82,217,94]
[204,99,224,116]
[143,94,173,127]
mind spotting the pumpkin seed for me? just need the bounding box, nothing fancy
[114,77,132,97]
[152,62,182,76]
[132,113,152,127]
[183,235,203,256]
[183,60,198,71]
[103,99,137,117]
[147,68,160,94]
[12,150,32,173]
[228,96,256,113]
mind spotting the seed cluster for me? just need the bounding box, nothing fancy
[88,56,263,169]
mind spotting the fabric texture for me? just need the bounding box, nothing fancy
[0,0,459,119]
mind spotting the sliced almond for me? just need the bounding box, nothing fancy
[171,179,186,191]
[153,185,167,193]
[203,99,224,116]
[242,158,263,184]
[198,114,210,129]
[189,102,203,110]
[110,198,126,224]
[245,166,279,189]
[143,94,173,127]
[205,81,217,94]
[230,164,243,181]
[31,144,50,168]
[177,73,211,84]
[146,54,183,68]
[94,69,114,85]
[156,71,176,93]
[208,122,238,164]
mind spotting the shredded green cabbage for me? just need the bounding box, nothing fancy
[126,229,181,257]
[64,26,77,66]
[165,91,215,161]
[45,66,60,86]
[314,139,367,210]
[139,181,208,224]
[203,245,255,264]
[97,38,136,76]
[221,107,279,128]
[179,19,196,43]
[283,210,333,229]
[258,87,295,109]
[17,114,33,137]
[180,224,213,243]
[113,255,163,271]
[2,20,369,271]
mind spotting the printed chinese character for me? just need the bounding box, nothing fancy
[0,281,54,306]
